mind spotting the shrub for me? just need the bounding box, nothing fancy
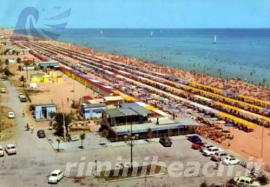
[227,178,237,185]
[257,175,269,185]
[200,181,208,187]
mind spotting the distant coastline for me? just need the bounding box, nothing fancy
[12,28,270,86]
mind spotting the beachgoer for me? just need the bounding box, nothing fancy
[26,123,29,130]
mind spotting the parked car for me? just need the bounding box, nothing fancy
[5,144,16,155]
[37,130,46,138]
[18,93,25,98]
[48,170,64,184]
[187,135,202,143]
[200,145,214,152]
[191,142,206,150]
[159,137,172,147]
[233,176,261,186]
[0,146,4,156]
[203,147,223,156]
[8,112,15,119]
[0,88,6,93]
[19,95,27,102]
[222,156,240,165]
[211,151,228,162]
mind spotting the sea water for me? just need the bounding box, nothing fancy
[55,29,269,85]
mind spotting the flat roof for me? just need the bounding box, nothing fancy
[34,104,56,107]
[82,103,106,108]
[111,117,203,135]
[118,108,138,116]
[103,108,125,117]
[104,96,124,102]
[120,103,152,115]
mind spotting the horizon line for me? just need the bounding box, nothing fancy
[5,27,270,30]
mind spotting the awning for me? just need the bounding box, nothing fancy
[118,108,138,116]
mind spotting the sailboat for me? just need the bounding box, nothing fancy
[150,31,153,37]
[212,35,217,44]
[101,30,103,34]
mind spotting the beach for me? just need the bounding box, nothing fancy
[16,36,270,168]
[2,29,270,168]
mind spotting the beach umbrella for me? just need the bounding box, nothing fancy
[198,113,205,116]
[217,120,226,124]
[211,117,218,121]
[224,123,234,132]
[186,109,193,113]
[181,105,188,109]
[225,123,234,127]
[204,115,211,118]
[193,110,199,113]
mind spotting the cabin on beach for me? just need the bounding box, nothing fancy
[80,103,107,119]
[38,61,60,69]
[33,104,57,120]
[30,73,50,82]
[60,65,115,96]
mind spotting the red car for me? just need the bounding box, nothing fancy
[192,142,206,150]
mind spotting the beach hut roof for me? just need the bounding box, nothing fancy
[103,108,125,117]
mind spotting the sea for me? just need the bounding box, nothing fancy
[22,29,270,85]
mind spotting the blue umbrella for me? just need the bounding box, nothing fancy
[211,117,218,121]
[204,115,211,118]
[225,123,234,127]
[181,105,188,109]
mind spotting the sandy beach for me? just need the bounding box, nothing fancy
[2,30,270,169]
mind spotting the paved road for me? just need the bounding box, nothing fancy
[0,80,256,187]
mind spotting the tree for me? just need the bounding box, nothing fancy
[200,181,208,187]
[16,57,21,63]
[23,61,30,80]
[53,112,72,137]
[4,68,13,76]
[80,134,86,149]
[20,75,26,87]
[5,59,9,66]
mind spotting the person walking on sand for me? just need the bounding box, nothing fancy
[25,123,29,131]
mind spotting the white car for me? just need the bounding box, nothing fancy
[222,156,240,165]
[211,151,228,162]
[203,147,223,156]
[0,88,6,93]
[233,176,261,186]
[0,146,4,156]
[48,170,64,184]
[200,145,214,152]
[8,112,15,119]
[5,144,16,155]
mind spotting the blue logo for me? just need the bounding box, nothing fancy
[13,6,71,40]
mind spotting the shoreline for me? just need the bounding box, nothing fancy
[7,32,270,166]
[43,37,270,102]
[10,28,270,86]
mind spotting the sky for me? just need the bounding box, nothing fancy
[0,0,270,29]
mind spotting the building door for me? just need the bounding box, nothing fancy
[41,107,47,119]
